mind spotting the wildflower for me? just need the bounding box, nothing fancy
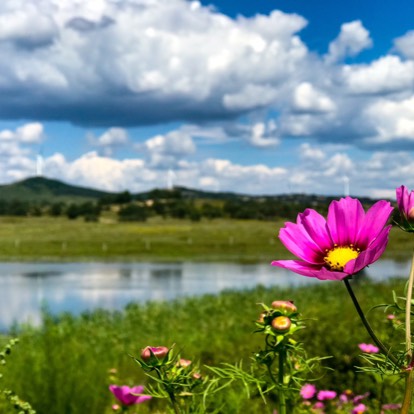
[177,358,192,368]
[111,404,120,411]
[272,197,393,280]
[352,403,367,413]
[300,383,317,399]
[381,403,401,411]
[271,300,297,315]
[109,385,152,406]
[141,346,169,362]
[317,390,337,401]
[358,343,379,353]
[396,185,414,226]
[271,316,291,333]
[386,314,395,320]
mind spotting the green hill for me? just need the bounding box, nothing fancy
[0,176,115,203]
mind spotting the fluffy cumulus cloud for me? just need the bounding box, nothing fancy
[88,127,129,155]
[0,0,308,126]
[1,2,414,196]
[325,20,372,63]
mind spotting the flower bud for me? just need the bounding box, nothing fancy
[257,312,267,324]
[271,316,291,333]
[141,346,169,362]
[177,358,192,368]
[271,300,297,315]
[396,185,414,232]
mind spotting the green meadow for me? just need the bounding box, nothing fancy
[0,279,408,413]
[0,215,411,412]
[0,216,411,262]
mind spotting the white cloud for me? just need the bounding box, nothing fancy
[394,30,414,59]
[292,82,336,113]
[326,20,372,63]
[342,55,414,94]
[0,122,44,143]
[248,121,280,147]
[364,96,414,144]
[0,1,310,125]
[89,127,129,155]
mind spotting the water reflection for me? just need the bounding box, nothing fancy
[0,260,409,331]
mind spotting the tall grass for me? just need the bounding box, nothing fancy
[0,216,410,262]
[0,276,406,413]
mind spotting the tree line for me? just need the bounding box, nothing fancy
[0,190,332,222]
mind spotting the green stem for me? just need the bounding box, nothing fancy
[154,368,180,414]
[401,252,414,414]
[344,278,399,367]
[278,346,287,414]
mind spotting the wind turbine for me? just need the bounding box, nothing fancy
[36,153,44,176]
[167,169,176,190]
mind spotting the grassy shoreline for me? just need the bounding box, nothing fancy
[0,216,411,262]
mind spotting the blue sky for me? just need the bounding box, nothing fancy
[0,0,414,198]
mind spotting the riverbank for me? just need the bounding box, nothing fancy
[0,216,411,262]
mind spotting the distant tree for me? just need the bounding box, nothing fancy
[115,191,132,204]
[48,202,65,217]
[8,200,29,216]
[118,204,148,222]
[201,203,223,219]
[66,203,80,220]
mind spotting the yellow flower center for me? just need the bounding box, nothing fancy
[323,245,360,271]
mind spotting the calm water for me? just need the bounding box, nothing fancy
[0,260,410,330]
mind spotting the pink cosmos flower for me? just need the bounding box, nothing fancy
[317,390,337,401]
[300,383,317,399]
[396,185,414,221]
[352,403,367,413]
[272,197,393,280]
[109,385,152,406]
[358,343,379,353]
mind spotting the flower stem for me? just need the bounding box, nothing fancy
[278,346,287,414]
[401,252,414,413]
[343,278,399,367]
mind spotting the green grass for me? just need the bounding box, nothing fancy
[0,216,410,263]
[0,278,408,413]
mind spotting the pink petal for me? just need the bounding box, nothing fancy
[355,200,393,249]
[298,209,333,252]
[130,386,144,395]
[327,197,364,246]
[396,185,408,214]
[345,226,391,274]
[279,221,325,264]
[271,260,346,280]
[136,395,152,403]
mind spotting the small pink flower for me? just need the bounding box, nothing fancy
[353,403,367,413]
[381,403,402,411]
[111,404,120,411]
[300,383,317,399]
[272,197,393,280]
[387,314,395,320]
[141,346,169,362]
[177,358,192,368]
[313,401,325,409]
[109,385,152,406]
[317,390,337,401]
[358,343,379,353]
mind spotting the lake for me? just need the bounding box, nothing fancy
[0,259,410,330]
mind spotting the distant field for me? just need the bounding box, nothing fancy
[0,216,410,262]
